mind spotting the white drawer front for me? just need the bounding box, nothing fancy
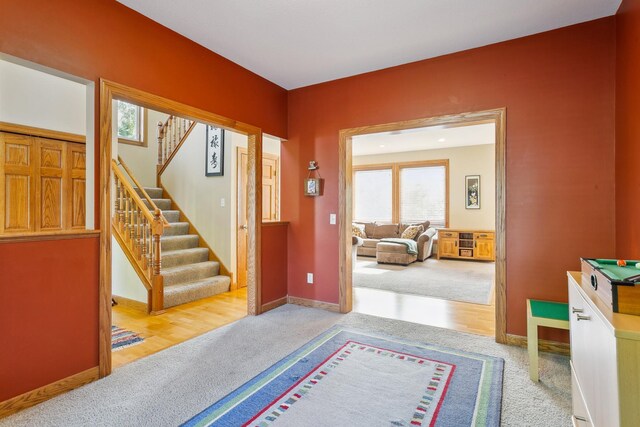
[569,281,619,427]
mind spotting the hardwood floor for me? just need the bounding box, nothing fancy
[353,287,495,337]
[111,288,247,369]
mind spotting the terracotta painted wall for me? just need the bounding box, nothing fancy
[0,0,287,403]
[0,237,100,402]
[283,18,617,338]
[261,224,289,305]
[616,0,640,259]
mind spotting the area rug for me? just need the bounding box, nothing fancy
[183,327,503,426]
[111,325,144,351]
[354,257,494,305]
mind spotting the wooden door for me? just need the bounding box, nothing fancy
[237,148,280,288]
[237,149,249,288]
[0,133,35,233]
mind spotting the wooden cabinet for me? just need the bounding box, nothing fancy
[568,272,640,426]
[0,132,86,234]
[437,229,495,261]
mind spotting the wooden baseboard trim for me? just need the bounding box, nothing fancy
[506,334,570,356]
[287,296,340,312]
[112,295,147,312]
[261,296,288,313]
[0,367,99,419]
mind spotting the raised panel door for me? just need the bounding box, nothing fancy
[66,143,86,229]
[36,138,65,231]
[0,133,35,233]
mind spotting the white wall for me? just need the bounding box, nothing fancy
[0,58,95,228]
[117,108,169,188]
[111,237,149,303]
[353,144,495,230]
[0,59,86,135]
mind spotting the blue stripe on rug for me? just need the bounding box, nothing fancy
[111,325,144,351]
[182,326,503,427]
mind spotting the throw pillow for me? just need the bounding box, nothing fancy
[401,224,424,241]
[352,223,367,239]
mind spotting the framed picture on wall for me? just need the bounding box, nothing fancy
[205,125,224,176]
[465,175,480,209]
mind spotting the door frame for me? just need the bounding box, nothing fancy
[99,80,263,377]
[338,108,507,343]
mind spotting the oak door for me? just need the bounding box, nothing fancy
[236,148,280,288]
[0,132,35,233]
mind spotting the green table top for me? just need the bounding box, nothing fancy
[592,259,640,281]
[529,300,569,322]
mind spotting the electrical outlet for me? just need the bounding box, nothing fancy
[307,273,314,284]
[220,198,225,207]
[329,213,336,225]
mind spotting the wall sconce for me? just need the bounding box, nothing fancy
[304,161,323,196]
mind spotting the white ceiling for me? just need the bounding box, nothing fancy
[352,123,495,157]
[117,0,621,90]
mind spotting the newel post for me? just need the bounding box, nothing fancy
[150,208,164,313]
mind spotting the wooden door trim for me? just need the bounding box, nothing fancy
[0,121,85,144]
[338,108,507,343]
[99,79,263,378]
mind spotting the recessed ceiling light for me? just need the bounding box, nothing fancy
[438,138,446,142]
[379,145,385,148]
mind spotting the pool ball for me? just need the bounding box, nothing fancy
[617,260,627,267]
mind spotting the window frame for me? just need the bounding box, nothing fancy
[116,101,148,147]
[352,159,449,226]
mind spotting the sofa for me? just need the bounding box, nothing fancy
[353,221,437,262]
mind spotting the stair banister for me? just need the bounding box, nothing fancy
[156,115,196,178]
[116,156,169,226]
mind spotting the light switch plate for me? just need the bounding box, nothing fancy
[307,273,314,284]
[329,213,336,225]
[220,198,225,207]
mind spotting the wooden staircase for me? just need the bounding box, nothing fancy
[112,153,231,313]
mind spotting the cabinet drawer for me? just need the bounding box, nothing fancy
[439,231,458,238]
[473,232,494,240]
[571,363,592,426]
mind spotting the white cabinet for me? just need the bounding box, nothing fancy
[568,272,640,427]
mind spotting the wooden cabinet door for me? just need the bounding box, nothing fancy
[475,239,494,260]
[439,238,458,258]
[0,133,36,233]
[36,138,65,232]
[66,143,86,229]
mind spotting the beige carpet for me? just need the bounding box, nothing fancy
[353,256,494,305]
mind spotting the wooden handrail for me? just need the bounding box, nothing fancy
[112,159,156,224]
[115,156,170,227]
[111,159,165,313]
[156,121,197,176]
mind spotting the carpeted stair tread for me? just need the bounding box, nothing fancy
[143,198,172,210]
[133,187,164,199]
[163,222,190,237]
[161,247,210,268]
[162,210,181,223]
[162,261,221,286]
[161,234,199,251]
[163,275,231,308]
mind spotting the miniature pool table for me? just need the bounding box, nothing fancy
[581,258,640,315]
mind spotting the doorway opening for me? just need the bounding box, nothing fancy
[100,80,264,376]
[339,109,506,342]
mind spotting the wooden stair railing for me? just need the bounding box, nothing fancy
[117,156,169,227]
[111,158,165,313]
[156,115,196,178]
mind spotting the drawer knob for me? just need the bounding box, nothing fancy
[571,307,584,314]
[576,314,591,321]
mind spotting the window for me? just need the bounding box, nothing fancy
[400,165,447,228]
[117,100,146,147]
[353,161,448,227]
[354,168,393,222]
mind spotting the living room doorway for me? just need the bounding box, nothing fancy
[338,109,507,342]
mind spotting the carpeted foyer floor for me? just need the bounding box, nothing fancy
[1,305,571,427]
[354,256,495,305]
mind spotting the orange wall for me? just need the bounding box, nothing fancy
[0,237,100,402]
[616,0,640,258]
[261,224,289,304]
[0,0,287,403]
[283,18,617,338]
